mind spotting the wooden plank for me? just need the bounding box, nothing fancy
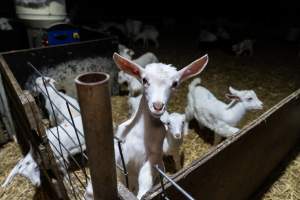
[1,38,118,88]
[145,88,300,200]
[118,183,138,200]
[0,71,16,139]
[0,56,70,200]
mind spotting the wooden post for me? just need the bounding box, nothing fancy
[75,72,117,200]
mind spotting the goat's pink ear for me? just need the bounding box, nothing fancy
[179,54,208,82]
[225,93,240,101]
[113,53,142,79]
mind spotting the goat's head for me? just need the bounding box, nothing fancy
[113,53,208,118]
[33,76,56,94]
[1,145,41,188]
[117,71,129,85]
[118,44,135,59]
[161,112,186,139]
[226,87,263,110]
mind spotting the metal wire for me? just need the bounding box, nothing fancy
[26,61,131,200]
[115,136,129,188]
[154,165,195,200]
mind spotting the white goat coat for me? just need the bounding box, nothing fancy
[186,79,240,137]
[46,116,85,170]
[115,95,166,197]
[35,77,80,126]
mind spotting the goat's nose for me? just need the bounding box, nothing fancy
[153,102,164,111]
[175,134,181,139]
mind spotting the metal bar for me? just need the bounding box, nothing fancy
[46,128,88,183]
[47,137,87,190]
[75,72,117,200]
[50,147,80,200]
[158,170,168,200]
[66,102,89,183]
[117,139,129,188]
[154,165,195,200]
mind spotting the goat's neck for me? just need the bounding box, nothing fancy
[121,94,166,141]
[43,85,58,98]
[134,94,166,164]
[225,101,246,126]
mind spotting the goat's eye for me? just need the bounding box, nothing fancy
[172,81,178,88]
[167,121,170,126]
[142,78,149,85]
[247,97,253,101]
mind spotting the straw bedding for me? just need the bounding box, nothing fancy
[1,40,300,199]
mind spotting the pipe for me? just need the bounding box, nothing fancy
[75,72,117,200]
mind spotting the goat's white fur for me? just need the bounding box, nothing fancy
[117,45,159,96]
[2,116,85,188]
[185,78,263,144]
[128,95,142,116]
[34,76,80,126]
[160,112,186,171]
[232,39,255,56]
[46,116,85,172]
[113,53,208,199]
[126,19,143,38]
[198,30,217,42]
[1,145,40,188]
[134,26,159,48]
[128,99,186,171]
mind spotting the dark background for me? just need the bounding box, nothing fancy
[1,0,300,51]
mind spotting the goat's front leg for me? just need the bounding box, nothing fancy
[173,150,182,171]
[137,161,153,199]
[212,120,240,138]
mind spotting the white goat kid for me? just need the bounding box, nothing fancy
[2,118,85,189]
[1,145,41,188]
[117,45,159,96]
[126,19,143,39]
[185,78,263,144]
[118,44,135,60]
[232,39,255,56]
[118,44,159,67]
[128,95,142,116]
[128,101,186,170]
[46,115,85,172]
[198,30,218,42]
[113,53,208,199]
[34,77,80,126]
[160,112,186,171]
[134,26,159,48]
[118,71,142,96]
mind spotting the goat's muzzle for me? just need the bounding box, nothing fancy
[153,102,164,111]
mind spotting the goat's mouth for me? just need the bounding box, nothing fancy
[152,112,164,118]
[150,109,165,118]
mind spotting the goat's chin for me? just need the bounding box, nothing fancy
[151,110,165,118]
[150,109,165,118]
